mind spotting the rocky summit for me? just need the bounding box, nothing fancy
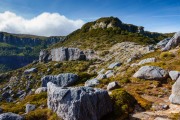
[47,82,112,120]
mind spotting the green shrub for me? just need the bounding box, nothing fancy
[25,109,61,120]
[160,52,175,59]
[109,88,136,119]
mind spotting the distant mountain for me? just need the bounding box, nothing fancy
[52,17,173,50]
[0,32,65,72]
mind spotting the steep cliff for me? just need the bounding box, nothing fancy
[0,32,65,72]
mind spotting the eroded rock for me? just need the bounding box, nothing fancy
[47,82,112,120]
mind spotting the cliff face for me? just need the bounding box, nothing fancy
[0,56,36,72]
[0,32,65,47]
[0,32,66,73]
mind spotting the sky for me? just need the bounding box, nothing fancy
[0,0,180,36]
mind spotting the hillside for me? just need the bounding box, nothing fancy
[52,17,173,50]
[0,17,180,120]
[0,32,65,73]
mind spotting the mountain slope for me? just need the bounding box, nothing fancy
[52,17,173,50]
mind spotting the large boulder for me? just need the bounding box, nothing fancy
[47,82,112,120]
[169,77,180,104]
[162,32,180,51]
[0,112,23,120]
[41,73,78,87]
[133,66,168,80]
[85,78,99,87]
[169,71,180,81]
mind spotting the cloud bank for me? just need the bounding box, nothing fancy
[0,11,84,36]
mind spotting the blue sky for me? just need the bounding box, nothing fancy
[0,0,180,36]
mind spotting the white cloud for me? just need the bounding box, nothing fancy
[0,11,85,36]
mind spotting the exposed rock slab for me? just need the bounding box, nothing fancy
[41,73,78,87]
[162,32,180,51]
[24,68,37,74]
[133,66,168,80]
[47,82,112,120]
[0,112,23,120]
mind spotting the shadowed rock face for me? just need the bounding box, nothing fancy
[47,82,112,120]
[39,47,96,62]
[162,32,180,51]
[41,73,78,87]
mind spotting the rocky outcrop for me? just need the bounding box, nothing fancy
[162,32,180,51]
[0,112,23,120]
[41,73,78,87]
[35,87,47,94]
[39,47,96,62]
[85,79,99,87]
[133,66,168,80]
[156,38,170,48]
[107,82,119,91]
[169,77,180,104]
[47,82,112,120]
[51,47,86,61]
[39,50,51,63]
[169,71,180,81]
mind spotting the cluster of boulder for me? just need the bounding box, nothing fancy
[39,47,96,62]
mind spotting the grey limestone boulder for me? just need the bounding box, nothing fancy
[133,66,168,80]
[35,87,47,94]
[85,78,99,87]
[169,71,180,81]
[169,77,180,104]
[25,104,36,113]
[47,82,112,120]
[162,32,180,51]
[0,112,23,120]
[41,73,78,87]
[107,82,119,91]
